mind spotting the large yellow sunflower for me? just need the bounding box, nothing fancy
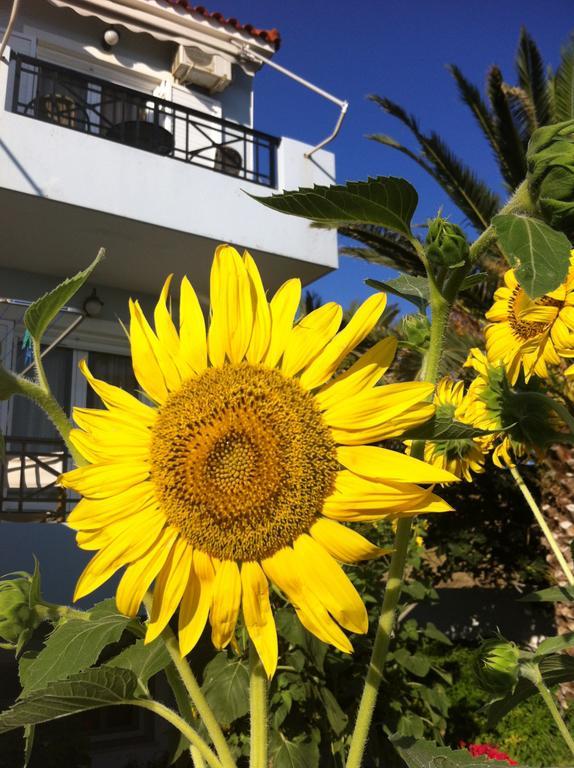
[413,378,492,482]
[60,246,457,677]
[485,255,574,384]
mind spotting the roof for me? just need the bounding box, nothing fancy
[162,1,281,49]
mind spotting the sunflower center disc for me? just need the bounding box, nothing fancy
[150,363,338,561]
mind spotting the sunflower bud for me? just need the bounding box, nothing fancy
[474,638,520,695]
[425,217,470,270]
[0,575,36,650]
[527,119,574,238]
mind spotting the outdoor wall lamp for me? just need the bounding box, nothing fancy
[102,28,120,51]
[83,289,104,318]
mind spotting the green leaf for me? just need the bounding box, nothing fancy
[201,653,249,726]
[254,177,418,237]
[23,724,34,768]
[492,214,571,299]
[534,632,574,658]
[270,733,319,768]
[365,275,429,312]
[276,608,327,672]
[396,714,425,739]
[393,649,431,677]
[0,667,138,733]
[401,415,495,442]
[318,687,348,736]
[390,735,512,766]
[106,638,170,690]
[24,249,104,344]
[424,622,453,646]
[19,600,131,694]
[487,654,574,726]
[520,585,574,603]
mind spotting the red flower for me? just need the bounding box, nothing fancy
[460,741,518,765]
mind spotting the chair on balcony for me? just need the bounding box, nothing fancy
[214,145,242,176]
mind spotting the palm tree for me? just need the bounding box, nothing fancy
[353,27,574,635]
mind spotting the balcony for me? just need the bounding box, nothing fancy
[10,53,280,188]
[0,437,74,522]
[0,49,337,299]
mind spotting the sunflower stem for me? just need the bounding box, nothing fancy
[133,700,223,768]
[249,642,268,768]
[535,681,574,757]
[345,516,414,768]
[142,595,237,768]
[509,464,574,586]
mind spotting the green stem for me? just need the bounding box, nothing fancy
[536,682,574,757]
[345,517,414,768]
[191,746,207,768]
[249,643,268,768]
[142,595,237,768]
[509,464,574,586]
[134,700,223,768]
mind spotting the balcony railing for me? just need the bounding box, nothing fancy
[0,437,74,520]
[9,52,280,187]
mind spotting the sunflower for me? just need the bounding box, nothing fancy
[462,349,525,468]
[485,255,574,384]
[60,246,457,677]
[413,378,492,482]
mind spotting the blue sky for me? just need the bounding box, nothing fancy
[216,1,573,307]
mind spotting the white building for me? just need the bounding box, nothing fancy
[0,2,336,763]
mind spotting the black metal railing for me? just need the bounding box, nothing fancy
[0,437,74,520]
[9,52,280,187]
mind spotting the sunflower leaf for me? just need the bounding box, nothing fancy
[492,214,571,298]
[106,638,170,691]
[19,600,131,695]
[0,667,139,733]
[201,653,249,726]
[253,177,418,237]
[269,732,320,768]
[24,249,104,344]
[460,272,488,290]
[534,632,574,658]
[365,275,429,312]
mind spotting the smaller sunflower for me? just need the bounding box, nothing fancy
[485,254,574,384]
[411,378,492,481]
[463,349,526,468]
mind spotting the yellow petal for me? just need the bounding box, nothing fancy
[69,429,149,464]
[241,562,278,678]
[60,463,150,499]
[128,299,170,403]
[208,245,253,366]
[518,305,559,323]
[263,278,302,368]
[292,535,367,634]
[210,560,242,649]
[178,549,215,656]
[74,522,165,601]
[179,276,208,373]
[79,360,155,422]
[281,302,342,377]
[244,251,271,364]
[146,537,193,644]
[262,547,352,653]
[73,406,153,439]
[310,518,389,563]
[299,292,387,390]
[323,381,434,431]
[116,527,178,617]
[331,402,435,444]
[154,275,186,372]
[67,484,156,530]
[316,336,398,410]
[323,491,452,521]
[75,504,163,550]
[337,446,459,484]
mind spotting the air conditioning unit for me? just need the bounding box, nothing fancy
[172,45,232,93]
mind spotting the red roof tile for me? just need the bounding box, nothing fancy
[162,1,281,49]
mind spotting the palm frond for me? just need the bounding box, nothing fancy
[502,84,537,139]
[338,225,423,275]
[370,95,501,231]
[367,133,436,177]
[487,65,528,190]
[554,35,574,120]
[515,27,553,127]
[448,65,500,152]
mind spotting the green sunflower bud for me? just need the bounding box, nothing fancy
[0,562,55,653]
[527,119,574,238]
[425,217,470,270]
[474,638,520,695]
[400,313,430,347]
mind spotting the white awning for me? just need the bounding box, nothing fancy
[44,0,274,65]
